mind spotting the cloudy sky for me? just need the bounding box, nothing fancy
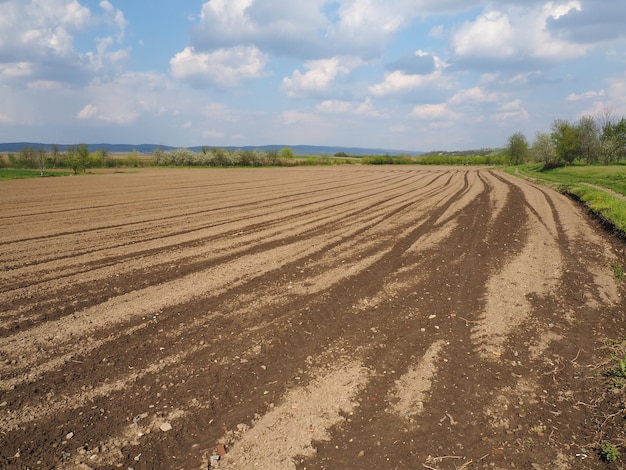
[1,0,625,151]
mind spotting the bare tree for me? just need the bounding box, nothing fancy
[35,148,47,176]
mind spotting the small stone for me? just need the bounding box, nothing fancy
[159,422,172,432]
[358,450,365,458]
[66,432,74,440]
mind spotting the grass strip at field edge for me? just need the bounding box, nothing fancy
[506,165,626,240]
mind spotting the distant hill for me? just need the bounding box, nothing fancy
[0,142,423,156]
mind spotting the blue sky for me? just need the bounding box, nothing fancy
[0,0,625,151]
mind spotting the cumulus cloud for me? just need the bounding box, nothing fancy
[0,0,130,87]
[369,53,450,96]
[281,56,361,98]
[566,89,605,101]
[73,72,173,125]
[170,45,268,88]
[452,2,590,63]
[0,62,33,78]
[191,0,328,58]
[410,103,458,120]
[316,98,387,118]
[448,86,505,105]
[77,104,98,120]
[13,0,90,56]
[189,0,472,61]
[492,99,529,121]
[547,0,626,43]
[281,109,323,126]
[99,0,127,41]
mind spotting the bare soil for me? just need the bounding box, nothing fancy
[1,166,625,469]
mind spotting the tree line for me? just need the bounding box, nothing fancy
[507,113,626,167]
[0,145,353,175]
[0,144,125,175]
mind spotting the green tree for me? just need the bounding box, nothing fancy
[279,147,295,159]
[99,147,109,167]
[76,143,90,173]
[507,132,529,165]
[601,116,626,162]
[87,150,104,168]
[531,132,557,166]
[65,146,82,174]
[18,146,36,168]
[551,119,581,165]
[577,115,600,164]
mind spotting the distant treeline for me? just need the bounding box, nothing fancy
[0,145,353,174]
[152,147,351,167]
[360,153,508,165]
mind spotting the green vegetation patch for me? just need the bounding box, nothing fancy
[0,169,72,180]
[361,154,508,166]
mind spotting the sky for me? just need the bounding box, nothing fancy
[0,0,625,152]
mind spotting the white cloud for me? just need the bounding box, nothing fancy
[331,1,407,37]
[21,0,91,55]
[566,89,605,101]
[193,0,328,57]
[73,72,173,125]
[410,103,458,120]
[281,110,322,126]
[316,98,387,118]
[492,99,529,121]
[77,104,98,119]
[99,0,127,41]
[0,62,33,78]
[190,0,473,61]
[449,86,504,105]
[452,2,589,62]
[599,72,626,115]
[369,55,451,96]
[281,57,360,98]
[547,0,626,44]
[27,80,63,90]
[0,0,131,88]
[170,46,268,88]
[203,129,226,139]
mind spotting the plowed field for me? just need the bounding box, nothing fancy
[1,166,625,469]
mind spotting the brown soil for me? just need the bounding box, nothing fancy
[1,166,625,469]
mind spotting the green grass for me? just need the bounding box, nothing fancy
[601,441,620,462]
[612,261,625,283]
[508,164,626,236]
[0,169,72,180]
[360,154,508,165]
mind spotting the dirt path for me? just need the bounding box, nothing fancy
[0,166,624,469]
